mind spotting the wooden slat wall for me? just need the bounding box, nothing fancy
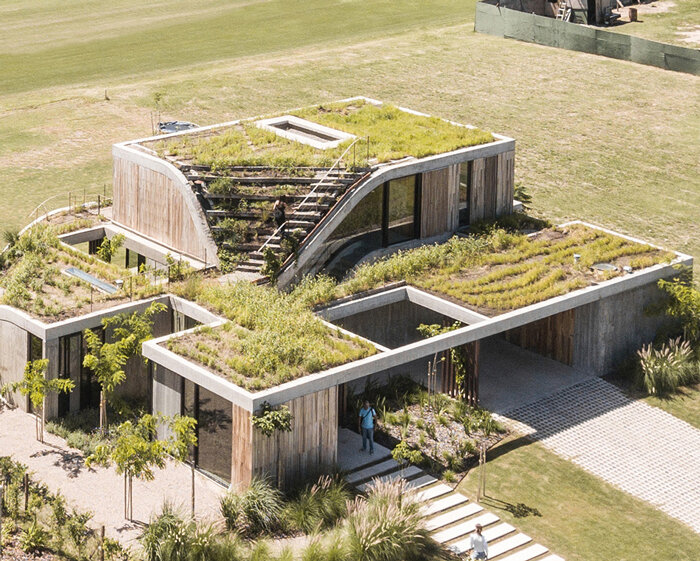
[251,386,338,490]
[469,158,486,223]
[469,151,515,223]
[231,402,253,489]
[112,156,205,260]
[496,150,515,216]
[420,165,459,238]
[0,322,29,410]
[504,310,575,366]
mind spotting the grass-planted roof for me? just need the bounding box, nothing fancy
[297,224,675,316]
[166,280,377,391]
[0,223,162,322]
[150,99,495,169]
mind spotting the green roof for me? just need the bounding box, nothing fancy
[151,99,495,169]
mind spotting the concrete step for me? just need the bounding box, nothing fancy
[405,473,437,490]
[488,534,532,559]
[498,544,549,561]
[356,465,423,493]
[346,459,399,485]
[432,513,501,544]
[424,502,483,531]
[414,483,453,503]
[420,493,469,517]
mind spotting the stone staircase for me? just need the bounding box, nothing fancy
[183,165,369,274]
[340,430,562,561]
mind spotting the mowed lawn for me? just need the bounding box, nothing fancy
[459,436,700,561]
[613,0,700,47]
[0,0,698,274]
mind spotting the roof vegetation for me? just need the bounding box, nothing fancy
[166,280,377,391]
[153,99,494,169]
[294,224,675,315]
[0,225,161,321]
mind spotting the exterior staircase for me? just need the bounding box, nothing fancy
[183,166,370,275]
[338,428,563,561]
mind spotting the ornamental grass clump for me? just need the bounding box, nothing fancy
[344,479,450,561]
[284,475,351,534]
[220,478,285,537]
[637,337,699,396]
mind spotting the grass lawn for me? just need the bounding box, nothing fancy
[613,0,700,47]
[459,435,700,561]
[1,9,697,277]
[644,383,700,429]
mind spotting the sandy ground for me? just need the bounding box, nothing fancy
[0,406,226,545]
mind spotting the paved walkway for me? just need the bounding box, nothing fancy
[502,377,700,534]
[339,428,563,561]
[0,407,225,544]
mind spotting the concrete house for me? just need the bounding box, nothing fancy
[0,98,691,490]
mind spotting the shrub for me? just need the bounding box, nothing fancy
[637,337,698,395]
[220,478,284,537]
[284,475,351,534]
[141,503,185,561]
[391,441,423,466]
[20,520,47,553]
[345,479,449,561]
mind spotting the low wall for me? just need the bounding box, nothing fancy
[475,1,700,76]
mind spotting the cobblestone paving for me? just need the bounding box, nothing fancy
[503,377,700,534]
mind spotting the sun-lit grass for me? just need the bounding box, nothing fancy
[612,0,700,47]
[154,100,494,168]
[166,280,377,390]
[308,224,673,314]
[458,435,700,561]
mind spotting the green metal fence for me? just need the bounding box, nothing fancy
[475,1,700,76]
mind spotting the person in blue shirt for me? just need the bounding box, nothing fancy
[358,400,377,454]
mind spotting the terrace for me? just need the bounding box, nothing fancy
[0,224,163,322]
[129,98,498,275]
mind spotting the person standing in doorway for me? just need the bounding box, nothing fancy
[469,523,488,560]
[358,400,377,455]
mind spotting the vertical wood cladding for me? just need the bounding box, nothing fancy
[504,310,575,366]
[420,165,459,238]
[469,150,515,224]
[112,156,205,260]
[232,386,338,490]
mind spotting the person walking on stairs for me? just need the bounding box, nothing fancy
[358,400,377,455]
[469,523,489,559]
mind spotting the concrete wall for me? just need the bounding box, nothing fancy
[0,321,28,409]
[475,1,700,75]
[334,299,455,349]
[573,281,670,375]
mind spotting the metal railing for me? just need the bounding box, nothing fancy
[256,137,367,257]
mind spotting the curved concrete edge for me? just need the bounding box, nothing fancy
[0,305,48,339]
[112,142,220,267]
[277,136,515,287]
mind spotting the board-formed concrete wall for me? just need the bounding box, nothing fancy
[475,1,700,75]
[573,281,670,374]
[0,321,28,409]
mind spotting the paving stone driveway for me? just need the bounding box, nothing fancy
[503,377,700,534]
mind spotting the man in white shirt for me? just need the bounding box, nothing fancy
[469,523,488,560]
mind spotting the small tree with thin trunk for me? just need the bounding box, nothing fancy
[3,359,74,442]
[83,302,167,432]
[86,414,196,521]
[168,415,198,516]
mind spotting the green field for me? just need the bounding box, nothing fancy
[613,0,700,47]
[1,0,698,270]
[459,436,700,561]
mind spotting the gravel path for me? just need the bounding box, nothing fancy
[503,377,700,534]
[0,407,225,545]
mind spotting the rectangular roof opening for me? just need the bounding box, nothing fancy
[255,115,356,149]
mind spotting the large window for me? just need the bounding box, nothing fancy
[181,380,232,483]
[325,175,420,277]
[387,176,417,245]
[58,334,81,417]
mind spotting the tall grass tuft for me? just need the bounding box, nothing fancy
[220,478,284,537]
[637,337,699,395]
[284,475,351,534]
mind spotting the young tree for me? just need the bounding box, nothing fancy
[168,415,198,516]
[83,301,167,432]
[86,414,196,521]
[3,360,74,442]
